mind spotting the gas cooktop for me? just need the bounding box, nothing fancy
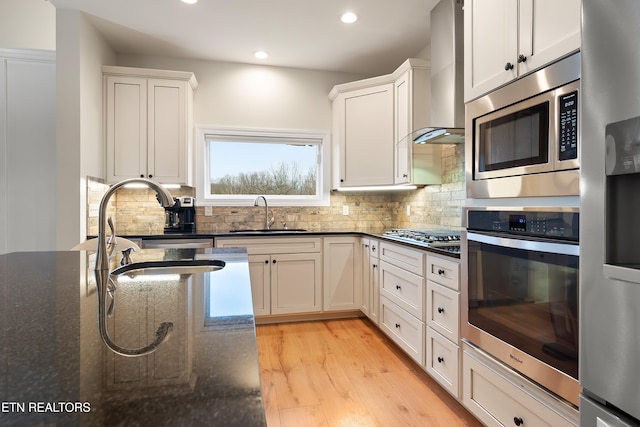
[382,228,461,254]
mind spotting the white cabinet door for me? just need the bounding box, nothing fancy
[360,238,381,323]
[105,75,148,180]
[464,0,517,102]
[464,0,580,102]
[147,79,188,183]
[323,236,362,311]
[247,254,271,316]
[271,252,322,315]
[104,67,195,185]
[518,0,581,75]
[337,83,394,187]
[393,66,430,184]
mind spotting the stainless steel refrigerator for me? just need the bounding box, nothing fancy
[581,1,640,425]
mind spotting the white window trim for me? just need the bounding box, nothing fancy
[195,125,331,207]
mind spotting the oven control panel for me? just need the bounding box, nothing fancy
[469,209,579,240]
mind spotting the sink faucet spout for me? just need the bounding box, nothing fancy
[254,195,274,230]
[95,178,175,357]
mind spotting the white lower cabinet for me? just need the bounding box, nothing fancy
[426,327,460,398]
[462,343,578,427]
[360,238,380,324]
[425,254,461,399]
[378,242,426,366]
[323,236,362,311]
[215,237,322,316]
[380,295,424,365]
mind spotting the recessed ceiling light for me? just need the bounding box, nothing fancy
[253,50,269,60]
[181,0,197,4]
[341,12,358,24]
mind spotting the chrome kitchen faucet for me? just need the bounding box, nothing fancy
[254,195,275,230]
[95,178,175,357]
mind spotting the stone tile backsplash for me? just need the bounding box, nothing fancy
[87,144,464,235]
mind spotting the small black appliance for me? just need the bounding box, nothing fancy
[164,196,196,233]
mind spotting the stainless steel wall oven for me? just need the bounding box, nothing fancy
[465,53,580,198]
[462,207,581,407]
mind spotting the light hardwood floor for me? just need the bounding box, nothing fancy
[256,318,482,427]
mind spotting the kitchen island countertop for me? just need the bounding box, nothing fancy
[0,247,266,426]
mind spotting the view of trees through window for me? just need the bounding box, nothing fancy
[208,139,319,196]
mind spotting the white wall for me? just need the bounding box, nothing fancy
[116,54,366,132]
[56,10,116,250]
[0,0,55,50]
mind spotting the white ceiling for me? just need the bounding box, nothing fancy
[48,0,439,76]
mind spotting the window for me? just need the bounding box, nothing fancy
[196,126,330,206]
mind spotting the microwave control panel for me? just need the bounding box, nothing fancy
[558,90,579,161]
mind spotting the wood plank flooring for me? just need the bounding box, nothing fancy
[255,318,482,427]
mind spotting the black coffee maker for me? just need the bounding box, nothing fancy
[164,196,196,233]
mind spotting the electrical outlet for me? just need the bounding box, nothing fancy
[406,205,411,216]
[204,206,213,216]
[342,205,349,215]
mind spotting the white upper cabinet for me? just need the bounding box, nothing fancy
[464,0,581,102]
[393,62,431,184]
[103,66,197,185]
[330,59,436,188]
[332,82,395,187]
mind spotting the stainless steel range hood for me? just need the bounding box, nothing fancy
[414,0,464,144]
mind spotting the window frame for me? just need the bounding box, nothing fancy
[195,125,331,206]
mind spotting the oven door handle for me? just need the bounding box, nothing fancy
[466,232,579,256]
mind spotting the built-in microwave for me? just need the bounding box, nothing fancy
[465,53,581,198]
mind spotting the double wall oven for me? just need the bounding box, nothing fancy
[462,53,581,408]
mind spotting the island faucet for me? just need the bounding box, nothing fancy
[95,178,175,357]
[254,195,275,229]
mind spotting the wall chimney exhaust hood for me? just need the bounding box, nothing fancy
[414,0,465,144]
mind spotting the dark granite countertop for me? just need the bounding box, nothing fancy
[0,248,266,426]
[121,229,461,259]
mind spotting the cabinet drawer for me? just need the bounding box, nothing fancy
[426,254,459,291]
[380,260,424,320]
[380,295,424,365]
[426,327,460,398]
[215,237,321,254]
[380,242,424,275]
[463,346,578,427]
[426,280,459,342]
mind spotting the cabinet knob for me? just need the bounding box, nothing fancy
[395,323,401,329]
[373,264,378,268]
[513,417,524,426]
[272,259,277,264]
[140,174,144,178]
[402,174,408,178]
[517,54,527,63]
[437,356,444,363]
[438,268,445,275]
[372,246,376,252]
[264,260,269,264]
[437,307,445,314]
[340,179,344,182]
[396,285,402,290]
[504,62,514,71]
[364,244,369,248]
[148,174,153,178]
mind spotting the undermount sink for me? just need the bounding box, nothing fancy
[228,229,307,233]
[111,259,225,277]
